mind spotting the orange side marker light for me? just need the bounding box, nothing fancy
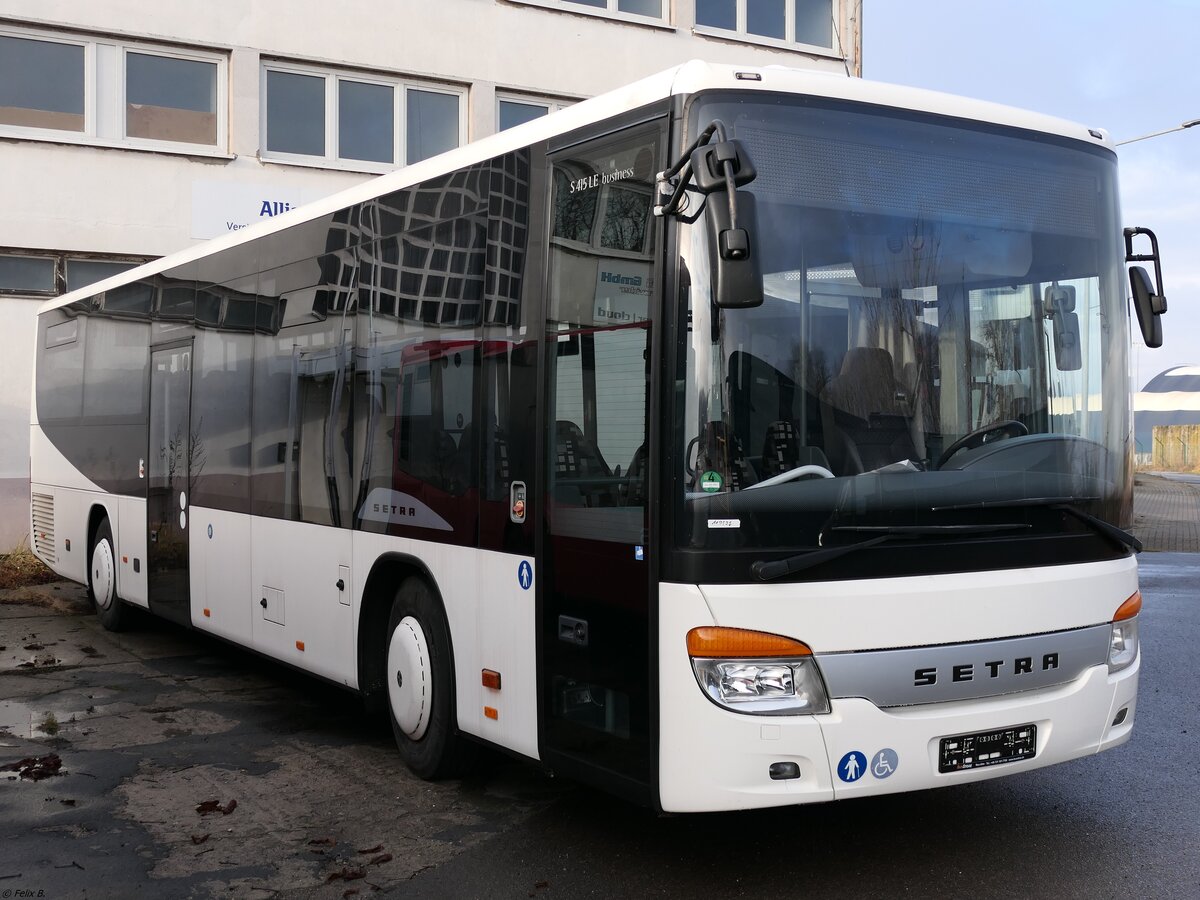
[482,669,502,690]
[295,640,305,652]
[203,608,211,618]
[484,706,498,720]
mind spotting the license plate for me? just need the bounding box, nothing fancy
[938,724,1037,774]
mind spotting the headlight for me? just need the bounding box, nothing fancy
[687,627,830,716]
[1108,618,1138,673]
[1108,590,1141,674]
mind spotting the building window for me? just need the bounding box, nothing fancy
[511,1,666,22]
[497,96,572,132]
[66,259,141,291]
[0,27,227,152]
[125,50,218,146]
[266,70,326,157]
[0,251,145,296]
[695,0,835,50]
[0,254,57,294]
[262,63,465,170]
[407,88,460,164]
[0,34,85,132]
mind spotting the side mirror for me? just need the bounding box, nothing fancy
[1044,284,1081,370]
[1124,226,1166,349]
[705,189,763,309]
[1129,266,1164,348]
[689,140,757,193]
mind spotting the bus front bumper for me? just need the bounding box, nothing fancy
[657,590,1138,813]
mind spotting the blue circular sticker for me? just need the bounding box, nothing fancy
[871,748,899,779]
[837,750,867,783]
[517,560,533,591]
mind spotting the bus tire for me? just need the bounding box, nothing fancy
[88,518,129,632]
[385,576,472,779]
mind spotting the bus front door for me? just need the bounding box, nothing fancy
[146,341,193,626]
[540,119,664,803]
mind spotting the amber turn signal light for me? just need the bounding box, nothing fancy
[1113,591,1142,622]
[686,626,813,658]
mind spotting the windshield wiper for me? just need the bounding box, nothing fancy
[1056,504,1143,553]
[931,495,1098,511]
[931,496,1141,553]
[750,524,1031,582]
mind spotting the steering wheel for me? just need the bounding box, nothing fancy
[747,463,836,490]
[936,420,1029,469]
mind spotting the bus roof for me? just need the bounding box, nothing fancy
[38,59,1112,317]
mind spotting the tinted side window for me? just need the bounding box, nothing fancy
[82,315,150,419]
[547,130,658,541]
[37,311,86,421]
[350,166,490,544]
[191,326,252,512]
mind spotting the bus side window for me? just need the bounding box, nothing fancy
[547,129,657,539]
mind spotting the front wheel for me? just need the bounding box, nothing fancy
[88,518,129,632]
[385,576,472,779]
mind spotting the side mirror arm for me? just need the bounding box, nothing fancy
[1124,226,1167,314]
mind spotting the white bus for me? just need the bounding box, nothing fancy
[29,61,1167,812]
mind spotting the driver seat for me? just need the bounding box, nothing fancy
[760,420,831,478]
[819,348,919,474]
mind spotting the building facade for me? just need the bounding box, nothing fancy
[0,0,860,548]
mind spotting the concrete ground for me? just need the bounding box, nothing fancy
[0,583,567,897]
[1,475,1197,897]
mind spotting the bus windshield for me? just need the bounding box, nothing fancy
[676,94,1132,558]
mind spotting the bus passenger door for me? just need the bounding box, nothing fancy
[147,341,193,626]
[540,120,664,801]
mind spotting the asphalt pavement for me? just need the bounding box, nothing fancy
[1,476,1197,898]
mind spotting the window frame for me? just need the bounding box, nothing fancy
[693,0,841,56]
[260,61,467,173]
[118,44,226,152]
[508,0,672,28]
[0,25,229,156]
[0,28,92,141]
[495,93,573,133]
[0,249,150,297]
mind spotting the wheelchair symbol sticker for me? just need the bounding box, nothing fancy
[871,748,899,779]
[517,560,533,591]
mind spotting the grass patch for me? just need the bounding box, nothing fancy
[0,540,59,590]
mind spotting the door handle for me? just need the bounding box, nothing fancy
[260,597,267,609]
[336,579,345,592]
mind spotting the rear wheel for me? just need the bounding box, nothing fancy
[385,576,472,779]
[88,518,129,632]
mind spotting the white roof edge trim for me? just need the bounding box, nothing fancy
[38,60,1112,317]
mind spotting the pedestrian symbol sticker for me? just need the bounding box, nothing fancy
[838,750,867,783]
[517,560,533,591]
[871,748,898,779]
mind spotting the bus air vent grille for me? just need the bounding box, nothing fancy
[31,493,56,564]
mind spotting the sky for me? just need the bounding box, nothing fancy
[863,0,1200,390]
